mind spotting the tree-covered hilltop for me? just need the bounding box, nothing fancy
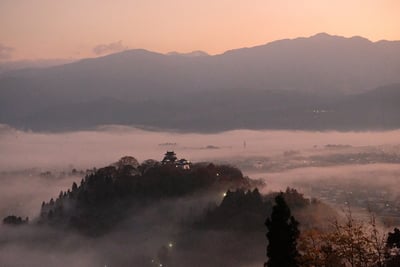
[169,188,335,267]
[38,156,254,234]
[196,187,334,232]
[196,188,269,231]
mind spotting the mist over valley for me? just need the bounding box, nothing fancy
[1,127,400,266]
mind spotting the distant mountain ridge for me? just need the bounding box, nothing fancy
[0,33,400,131]
[166,50,209,57]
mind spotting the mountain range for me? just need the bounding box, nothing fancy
[1,33,399,131]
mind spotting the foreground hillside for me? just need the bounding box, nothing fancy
[1,154,339,267]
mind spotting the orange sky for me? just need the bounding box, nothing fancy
[1,0,399,61]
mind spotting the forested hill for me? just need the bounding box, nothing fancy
[37,156,254,234]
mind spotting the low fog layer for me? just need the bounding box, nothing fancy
[0,195,240,267]
[1,125,400,171]
[1,126,400,267]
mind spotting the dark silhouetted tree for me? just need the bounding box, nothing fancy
[387,228,400,249]
[386,228,400,267]
[72,182,78,192]
[265,193,300,267]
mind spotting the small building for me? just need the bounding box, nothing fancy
[162,151,177,165]
[176,158,191,170]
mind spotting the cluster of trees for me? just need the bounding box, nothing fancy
[198,187,323,233]
[2,215,29,226]
[297,216,400,267]
[198,188,268,231]
[38,156,251,234]
[265,194,400,267]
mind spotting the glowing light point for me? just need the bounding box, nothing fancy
[168,242,173,248]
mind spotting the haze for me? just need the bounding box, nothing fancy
[1,127,400,266]
[1,126,400,171]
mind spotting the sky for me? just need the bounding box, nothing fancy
[1,0,399,61]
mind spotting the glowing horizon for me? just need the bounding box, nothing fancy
[1,0,399,61]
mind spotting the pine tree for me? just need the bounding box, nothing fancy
[265,193,300,267]
[72,182,78,192]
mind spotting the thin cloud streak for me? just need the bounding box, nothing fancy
[92,41,128,55]
[0,43,14,60]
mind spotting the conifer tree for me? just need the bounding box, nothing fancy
[265,193,300,267]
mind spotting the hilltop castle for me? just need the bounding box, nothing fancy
[161,151,191,170]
